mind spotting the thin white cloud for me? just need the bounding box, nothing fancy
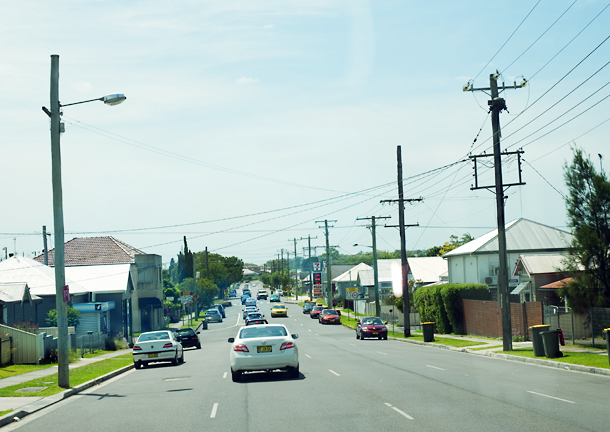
[263,24,274,29]
[236,77,259,85]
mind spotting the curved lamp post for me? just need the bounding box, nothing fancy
[42,54,125,388]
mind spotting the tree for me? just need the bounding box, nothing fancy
[424,233,473,257]
[560,147,610,313]
[46,306,81,327]
[196,278,219,308]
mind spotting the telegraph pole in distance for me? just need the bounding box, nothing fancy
[316,220,337,307]
[300,236,317,299]
[381,145,423,337]
[464,71,527,351]
[357,216,390,317]
[42,225,51,266]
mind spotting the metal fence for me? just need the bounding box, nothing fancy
[71,332,106,356]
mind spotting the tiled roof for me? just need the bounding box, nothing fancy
[34,236,145,267]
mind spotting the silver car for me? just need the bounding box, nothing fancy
[205,308,223,322]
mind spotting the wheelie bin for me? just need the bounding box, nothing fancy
[529,324,550,357]
[540,329,562,358]
[422,322,435,342]
[605,328,610,366]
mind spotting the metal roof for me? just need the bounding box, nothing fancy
[358,259,402,286]
[0,282,42,303]
[65,264,132,294]
[407,257,448,283]
[517,254,570,275]
[443,219,573,257]
[0,256,88,296]
[332,263,372,282]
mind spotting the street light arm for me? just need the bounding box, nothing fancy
[60,97,104,107]
[60,93,126,107]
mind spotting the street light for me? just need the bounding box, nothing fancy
[353,243,380,317]
[43,54,125,388]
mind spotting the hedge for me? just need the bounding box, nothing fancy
[413,283,490,335]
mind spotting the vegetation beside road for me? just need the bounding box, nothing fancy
[509,348,610,369]
[0,354,133,398]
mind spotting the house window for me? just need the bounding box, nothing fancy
[138,268,153,283]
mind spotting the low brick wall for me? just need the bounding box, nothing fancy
[463,299,543,339]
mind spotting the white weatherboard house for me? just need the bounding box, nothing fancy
[443,218,573,301]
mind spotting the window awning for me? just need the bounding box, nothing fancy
[511,282,530,295]
[139,297,162,309]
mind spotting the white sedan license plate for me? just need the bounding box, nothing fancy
[148,353,158,358]
[257,346,272,353]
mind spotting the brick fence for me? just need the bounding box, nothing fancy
[463,299,544,340]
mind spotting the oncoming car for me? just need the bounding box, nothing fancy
[270,304,288,317]
[319,309,340,324]
[356,317,388,340]
[133,330,184,369]
[228,324,299,381]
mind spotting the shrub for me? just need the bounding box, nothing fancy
[13,321,39,334]
[105,336,129,351]
[441,284,490,335]
[414,285,452,334]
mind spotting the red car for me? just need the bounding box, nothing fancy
[319,309,341,324]
[356,317,388,340]
[310,305,325,319]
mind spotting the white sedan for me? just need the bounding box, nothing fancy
[133,330,184,369]
[228,324,299,382]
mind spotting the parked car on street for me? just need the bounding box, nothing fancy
[210,304,226,318]
[205,309,223,323]
[319,309,341,324]
[133,330,184,369]
[303,302,315,314]
[228,324,299,382]
[229,289,237,297]
[356,317,388,340]
[174,327,201,349]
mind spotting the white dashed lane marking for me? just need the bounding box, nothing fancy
[329,370,340,376]
[377,351,387,355]
[223,372,227,379]
[385,403,414,420]
[528,391,575,404]
[305,354,312,358]
[426,365,445,371]
[210,403,219,418]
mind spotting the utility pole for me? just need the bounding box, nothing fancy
[464,71,527,351]
[299,236,317,299]
[42,225,51,266]
[281,249,284,276]
[316,220,337,307]
[380,146,423,337]
[205,247,209,279]
[357,216,390,317]
[292,238,299,301]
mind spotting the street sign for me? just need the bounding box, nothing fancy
[180,295,192,304]
[313,262,321,271]
[166,296,174,301]
[346,291,359,299]
[192,293,199,302]
[182,291,190,296]
[62,285,70,302]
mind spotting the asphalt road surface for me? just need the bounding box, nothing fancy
[6,286,609,431]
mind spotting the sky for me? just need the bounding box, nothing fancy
[1,0,609,268]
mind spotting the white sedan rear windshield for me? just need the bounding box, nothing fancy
[239,326,287,339]
[138,332,170,342]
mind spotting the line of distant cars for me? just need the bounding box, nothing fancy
[302,301,341,324]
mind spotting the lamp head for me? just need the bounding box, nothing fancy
[102,94,126,106]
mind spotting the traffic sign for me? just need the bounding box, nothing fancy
[313,262,321,271]
[180,295,192,304]
[346,291,359,299]
[192,293,199,302]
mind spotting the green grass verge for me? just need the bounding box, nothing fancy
[470,345,504,351]
[506,348,610,369]
[0,410,11,417]
[0,364,54,380]
[0,354,133,398]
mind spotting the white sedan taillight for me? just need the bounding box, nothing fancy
[280,342,295,351]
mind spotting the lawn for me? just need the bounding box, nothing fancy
[0,354,133,398]
[0,364,54,380]
[507,348,610,369]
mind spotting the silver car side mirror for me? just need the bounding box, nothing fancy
[228,337,235,343]
[292,334,299,339]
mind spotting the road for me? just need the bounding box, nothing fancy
[6,281,609,431]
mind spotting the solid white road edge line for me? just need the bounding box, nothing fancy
[426,365,445,371]
[377,351,388,355]
[329,370,340,376]
[210,403,219,418]
[527,391,575,404]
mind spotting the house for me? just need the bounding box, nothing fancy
[33,236,164,335]
[510,254,573,305]
[332,263,372,297]
[0,256,89,327]
[443,218,573,302]
[408,257,449,288]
